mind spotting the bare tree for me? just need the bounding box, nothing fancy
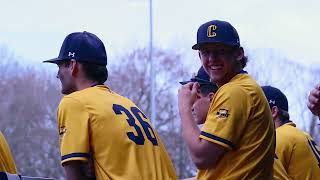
[0,53,63,178]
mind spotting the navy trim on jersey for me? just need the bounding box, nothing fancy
[0,172,21,180]
[200,131,235,149]
[239,70,247,74]
[0,172,9,180]
[61,152,89,161]
[91,83,104,87]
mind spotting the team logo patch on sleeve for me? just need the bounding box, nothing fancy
[216,109,229,119]
[59,126,67,138]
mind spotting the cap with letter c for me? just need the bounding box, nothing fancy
[192,20,240,50]
[44,31,107,65]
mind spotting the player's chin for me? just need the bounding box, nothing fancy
[61,89,68,95]
[210,73,223,81]
[61,87,72,95]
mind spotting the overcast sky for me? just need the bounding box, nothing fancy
[0,0,319,67]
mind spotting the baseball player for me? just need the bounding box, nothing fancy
[181,67,289,180]
[0,132,17,174]
[308,83,320,117]
[179,66,218,125]
[262,86,320,180]
[43,31,177,180]
[178,20,275,179]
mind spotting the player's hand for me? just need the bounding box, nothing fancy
[178,82,199,112]
[307,84,320,117]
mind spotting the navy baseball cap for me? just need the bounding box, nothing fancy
[44,31,107,65]
[180,66,218,93]
[261,86,289,111]
[192,20,240,50]
[179,66,211,85]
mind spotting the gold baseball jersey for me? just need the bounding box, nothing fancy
[57,85,177,180]
[198,73,275,180]
[0,132,17,174]
[276,122,320,180]
[274,156,290,180]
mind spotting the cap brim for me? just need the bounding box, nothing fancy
[179,81,191,85]
[180,78,212,85]
[192,42,240,50]
[192,43,201,50]
[43,57,66,64]
[192,42,222,50]
[193,77,211,84]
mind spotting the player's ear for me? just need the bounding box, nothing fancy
[208,92,215,102]
[235,47,244,61]
[70,59,79,76]
[271,106,279,119]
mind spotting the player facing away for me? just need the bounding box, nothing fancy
[178,20,275,179]
[43,31,177,180]
[262,86,320,180]
[0,132,17,174]
[179,66,219,126]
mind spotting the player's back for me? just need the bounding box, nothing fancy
[0,132,17,174]
[273,156,290,180]
[276,122,320,180]
[61,85,177,180]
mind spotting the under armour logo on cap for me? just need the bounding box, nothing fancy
[68,52,75,57]
[43,31,108,65]
[269,100,276,105]
[262,86,289,111]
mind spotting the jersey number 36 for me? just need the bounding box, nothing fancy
[113,104,158,146]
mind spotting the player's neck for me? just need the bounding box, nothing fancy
[75,78,98,91]
[274,118,282,128]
